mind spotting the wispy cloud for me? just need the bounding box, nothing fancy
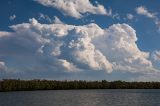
[38,13,52,23]
[152,50,160,61]
[135,6,160,32]
[135,6,155,18]
[112,13,120,20]
[0,61,7,72]
[9,14,16,21]
[126,13,134,20]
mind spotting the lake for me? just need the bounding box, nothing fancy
[0,89,160,106]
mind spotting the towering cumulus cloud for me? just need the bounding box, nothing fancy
[94,24,154,73]
[0,18,156,78]
[35,0,111,19]
[0,18,112,73]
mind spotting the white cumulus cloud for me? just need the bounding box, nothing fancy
[0,31,11,38]
[0,18,158,79]
[57,59,78,72]
[93,23,155,73]
[35,0,111,19]
[0,18,112,73]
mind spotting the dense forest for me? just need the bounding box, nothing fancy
[1,79,160,92]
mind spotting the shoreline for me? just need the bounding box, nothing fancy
[1,79,160,92]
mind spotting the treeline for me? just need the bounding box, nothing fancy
[1,79,160,91]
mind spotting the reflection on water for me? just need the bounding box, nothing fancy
[0,89,160,106]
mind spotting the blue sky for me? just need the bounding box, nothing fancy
[0,0,160,81]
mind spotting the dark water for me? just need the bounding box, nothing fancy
[0,89,160,106]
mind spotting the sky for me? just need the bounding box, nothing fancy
[0,0,160,81]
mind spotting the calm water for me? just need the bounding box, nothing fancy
[0,89,160,106]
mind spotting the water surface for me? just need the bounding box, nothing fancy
[0,89,160,106]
